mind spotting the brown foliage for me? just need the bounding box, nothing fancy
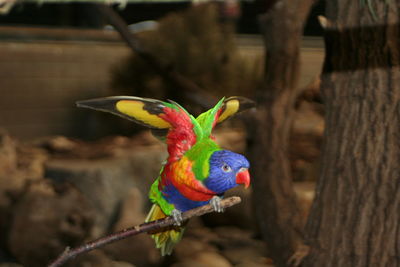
[112,3,261,112]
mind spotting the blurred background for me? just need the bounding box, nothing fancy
[0,1,324,266]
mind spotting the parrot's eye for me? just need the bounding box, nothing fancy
[221,163,232,172]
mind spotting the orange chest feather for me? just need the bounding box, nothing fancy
[160,157,216,201]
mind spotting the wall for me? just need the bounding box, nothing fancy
[0,27,130,139]
[0,27,324,140]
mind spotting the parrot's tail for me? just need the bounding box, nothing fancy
[145,204,185,256]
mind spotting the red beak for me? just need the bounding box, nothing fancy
[236,168,250,189]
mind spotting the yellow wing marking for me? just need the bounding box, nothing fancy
[217,98,240,123]
[116,100,171,129]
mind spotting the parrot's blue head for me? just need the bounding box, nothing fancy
[204,150,250,194]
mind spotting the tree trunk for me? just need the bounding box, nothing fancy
[304,1,400,266]
[248,0,314,266]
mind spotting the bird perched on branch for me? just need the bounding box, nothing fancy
[76,96,254,256]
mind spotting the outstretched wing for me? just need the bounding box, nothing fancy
[77,96,202,161]
[196,96,255,137]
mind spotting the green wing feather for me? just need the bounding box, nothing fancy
[196,97,225,137]
[196,96,255,137]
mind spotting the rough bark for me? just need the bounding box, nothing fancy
[248,0,314,266]
[304,1,400,266]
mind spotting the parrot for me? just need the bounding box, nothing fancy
[76,96,254,256]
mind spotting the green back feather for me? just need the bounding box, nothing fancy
[185,139,220,181]
[184,98,225,181]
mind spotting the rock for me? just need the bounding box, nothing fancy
[235,260,274,267]
[172,252,231,267]
[103,231,159,266]
[0,130,17,175]
[44,143,166,236]
[0,264,23,267]
[175,225,269,266]
[0,132,48,257]
[183,223,219,243]
[171,261,210,267]
[211,227,268,265]
[8,180,94,267]
[222,247,270,266]
[202,186,255,230]
[213,226,253,242]
[113,187,145,228]
[174,237,218,259]
[0,136,48,201]
[38,132,161,159]
[41,136,78,154]
[0,134,48,205]
[69,250,136,267]
[0,131,18,251]
[168,223,221,264]
[193,252,232,267]
[108,261,136,267]
[104,188,161,266]
[0,131,19,206]
[16,145,48,180]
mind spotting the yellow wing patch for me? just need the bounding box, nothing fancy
[145,204,167,222]
[116,100,171,129]
[217,98,240,123]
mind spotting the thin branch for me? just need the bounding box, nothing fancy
[48,196,241,267]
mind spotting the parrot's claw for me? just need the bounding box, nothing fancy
[171,209,183,226]
[210,196,224,213]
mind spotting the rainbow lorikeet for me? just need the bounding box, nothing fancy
[76,96,253,256]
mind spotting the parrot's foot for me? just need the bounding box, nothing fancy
[171,209,183,226]
[210,196,224,213]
